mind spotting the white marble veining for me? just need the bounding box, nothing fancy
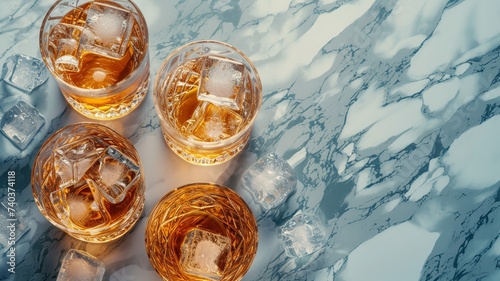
[1,0,499,280]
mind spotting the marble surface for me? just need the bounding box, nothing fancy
[1,0,500,280]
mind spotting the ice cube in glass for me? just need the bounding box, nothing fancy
[50,179,110,229]
[1,54,49,92]
[241,153,297,210]
[279,211,327,258]
[85,146,140,204]
[80,2,134,59]
[50,23,84,72]
[198,56,246,111]
[180,229,231,280]
[53,136,102,188]
[57,249,105,281]
[0,100,45,149]
[184,102,243,142]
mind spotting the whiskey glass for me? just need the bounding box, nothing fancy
[145,183,258,281]
[31,123,145,242]
[154,40,262,165]
[39,0,150,120]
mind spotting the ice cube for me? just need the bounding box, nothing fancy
[198,56,246,111]
[183,102,243,141]
[50,23,84,72]
[180,229,231,280]
[0,100,45,149]
[240,153,297,210]
[55,38,80,72]
[1,54,49,92]
[50,180,110,229]
[54,136,103,188]
[80,2,134,59]
[85,146,140,204]
[57,249,105,281]
[279,211,327,258]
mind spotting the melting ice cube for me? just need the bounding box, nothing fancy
[198,56,246,111]
[85,146,140,204]
[54,136,103,188]
[240,153,297,210]
[1,54,49,92]
[180,229,231,280]
[57,249,105,281]
[184,102,243,142]
[50,23,84,72]
[279,211,327,258]
[56,38,80,72]
[80,2,134,59]
[0,100,45,149]
[50,180,110,229]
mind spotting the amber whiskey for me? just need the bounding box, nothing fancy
[145,183,258,281]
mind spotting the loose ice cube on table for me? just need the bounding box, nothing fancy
[240,153,297,210]
[54,137,103,188]
[57,249,105,281]
[279,212,327,258]
[50,180,110,229]
[80,2,134,58]
[0,101,45,149]
[1,54,49,92]
[180,229,231,280]
[184,102,243,141]
[85,146,140,204]
[198,56,247,111]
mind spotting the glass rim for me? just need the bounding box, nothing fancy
[38,0,150,96]
[153,40,263,148]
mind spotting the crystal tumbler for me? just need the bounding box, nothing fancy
[39,0,150,119]
[154,40,262,165]
[145,183,258,280]
[32,123,145,242]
